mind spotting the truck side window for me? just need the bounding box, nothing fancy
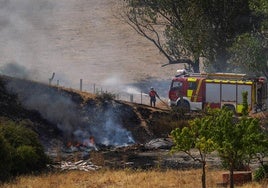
[172,81,183,89]
[188,81,197,90]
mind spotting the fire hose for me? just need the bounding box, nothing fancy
[157,97,171,109]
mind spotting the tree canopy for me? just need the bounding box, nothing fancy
[171,108,268,188]
[210,109,268,188]
[229,0,268,77]
[122,0,268,74]
[171,114,217,188]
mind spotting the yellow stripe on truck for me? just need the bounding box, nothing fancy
[194,79,202,102]
[188,78,197,82]
[187,90,193,99]
[205,80,253,85]
[206,79,221,83]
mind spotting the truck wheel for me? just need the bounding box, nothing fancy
[177,100,190,112]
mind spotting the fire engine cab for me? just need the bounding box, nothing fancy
[168,70,267,113]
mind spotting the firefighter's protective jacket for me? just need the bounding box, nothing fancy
[149,90,159,98]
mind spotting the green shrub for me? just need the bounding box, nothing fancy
[0,134,13,182]
[12,145,39,175]
[0,118,49,181]
[254,164,268,181]
[1,121,36,147]
[241,91,249,116]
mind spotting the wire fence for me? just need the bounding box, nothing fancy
[49,77,153,105]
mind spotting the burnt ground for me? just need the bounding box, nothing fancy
[50,143,223,171]
[0,75,263,171]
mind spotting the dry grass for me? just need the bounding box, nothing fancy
[2,169,267,188]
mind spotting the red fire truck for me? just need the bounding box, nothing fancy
[168,70,267,113]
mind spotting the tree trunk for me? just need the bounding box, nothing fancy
[190,58,200,73]
[192,60,200,73]
[202,162,206,188]
[229,163,235,188]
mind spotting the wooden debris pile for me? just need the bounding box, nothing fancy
[51,160,101,171]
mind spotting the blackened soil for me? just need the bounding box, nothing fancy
[54,144,222,171]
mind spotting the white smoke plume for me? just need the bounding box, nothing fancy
[0,62,32,79]
[89,110,135,146]
[0,0,174,94]
[5,75,135,147]
[0,0,63,83]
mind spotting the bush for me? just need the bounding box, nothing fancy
[0,118,49,182]
[0,134,12,182]
[254,164,268,181]
[95,92,116,101]
[12,145,39,174]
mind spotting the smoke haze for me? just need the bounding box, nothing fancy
[0,0,177,92]
[6,78,134,146]
[0,0,178,146]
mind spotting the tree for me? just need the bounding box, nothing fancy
[211,108,267,188]
[121,0,207,72]
[171,108,268,188]
[122,0,267,73]
[229,0,268,77]
[171,112,217,188]
[229,33,268,77]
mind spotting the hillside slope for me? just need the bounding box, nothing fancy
[0,75,172,152]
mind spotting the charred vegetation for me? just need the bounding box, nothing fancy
[2,75,266,172]
[0,75,181,157]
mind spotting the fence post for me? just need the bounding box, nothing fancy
[130,94,133,102]
[93,84,96,94]
[49,72,55,85]
[80,79,83,91]
[140,91,142,104]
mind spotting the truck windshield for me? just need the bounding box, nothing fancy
[171,80,183,90]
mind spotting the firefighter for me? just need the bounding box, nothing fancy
[149,87,159,107]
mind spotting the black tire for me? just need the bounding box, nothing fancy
[177,100,190,113]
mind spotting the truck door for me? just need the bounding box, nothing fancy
[186,78,204,102]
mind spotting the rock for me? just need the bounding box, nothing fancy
[144,138,174,150]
